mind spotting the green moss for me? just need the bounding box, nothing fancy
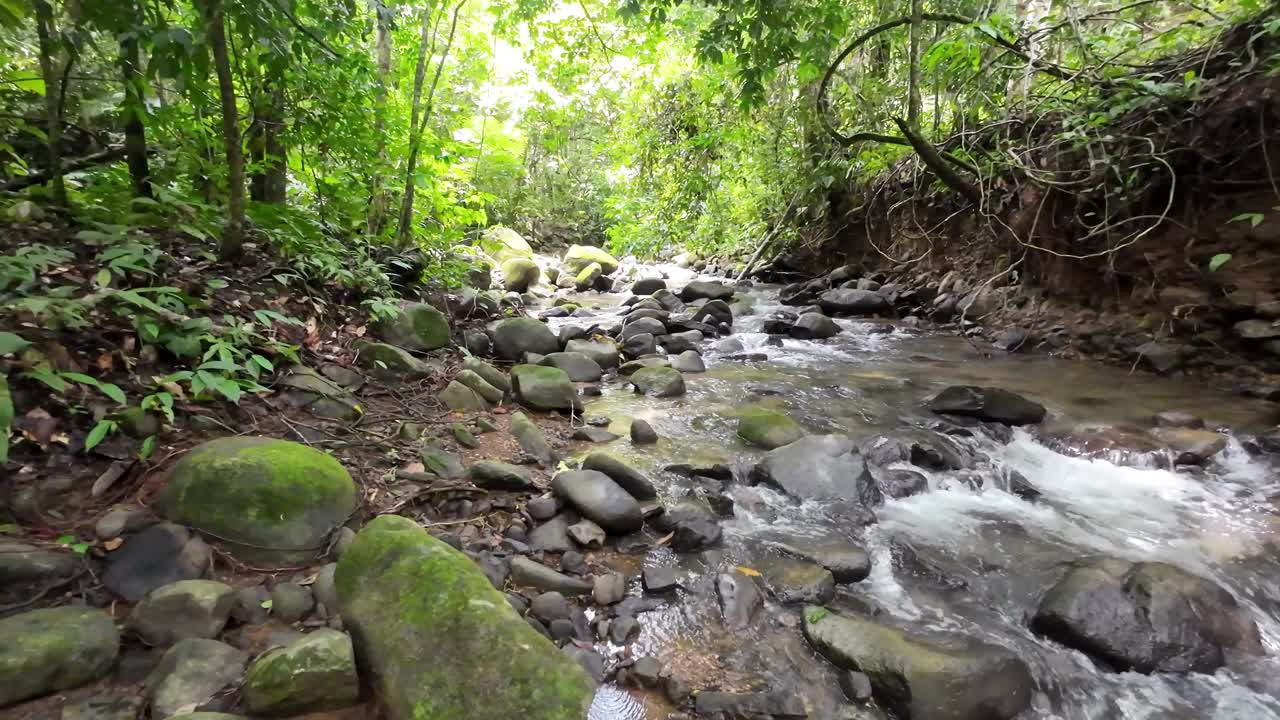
[0,607,120,706]
[563,245,619,274]
[160,437,356,564]
[335,516,593,720]
[736,406,805,449]
[354,341,432,378]
[379,303,450,352]
[243,629,358,715]
[501,258,541,292]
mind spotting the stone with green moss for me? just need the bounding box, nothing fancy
[0,607,120,706]
[462,356,511,393]
[159,437,357,565]
[354,340,434,380]
[481,226,534,263]
[377,303,450,352]
[630,366,686,397]
[243,629,359,716]
[455,369,504,404]
[736,406,805,450]
[563,245,619,275]
[574,262,602,291]
[440,380,490,412]
[492,317,559,361]
[510,411,555,466]
[450,422,478,448]
[501,258,541,293]
[335,515,594,720]
[277,367,362,422]
[512,365,582,413]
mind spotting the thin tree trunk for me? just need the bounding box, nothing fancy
[260,0,288,204]
[907,0,922,127]
[119,0,152,198]
[33,0,66,206]
[395,3,444,246]
[200,0,245,261]
[367,0,392,235]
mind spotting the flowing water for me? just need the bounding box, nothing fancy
[541,265,1280,720]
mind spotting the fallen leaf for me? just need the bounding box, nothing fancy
[734,565,762,577]
[103,538,123,551]
[18,408,57,447]
[352,325,367,337]
[95,352,114,372]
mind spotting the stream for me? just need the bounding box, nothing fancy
[538,264,1280,720]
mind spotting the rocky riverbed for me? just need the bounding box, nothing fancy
[2,236,1280,720]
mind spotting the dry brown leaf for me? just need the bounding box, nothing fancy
[352,325,367,337]
[95,352,114,372]
[103,538,124,551]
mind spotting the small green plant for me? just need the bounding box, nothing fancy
[55,534,90,555]
[806,607,830,624]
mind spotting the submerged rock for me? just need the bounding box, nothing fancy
[928,386,1046,426]
[762,558,835,605]
[336,516,594,719]
[772,538,871,583]
[159,437,357,565]
[1031,557,1262,674]
[0,607,120,706]
[630,366,686,397]
[716,569,764,629]
[750,434,880,505]
[736,406,805,449]
[803,610,1032,720]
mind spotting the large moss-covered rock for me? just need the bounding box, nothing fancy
[0,607,120,707]
[574,262,603,291]
[630,366,686,397]
[335,515,594,720]
[440,380,490,411]
[243,629,359,716]
[803,609,1032,720]
[512,364,582,412]
[377,303,450,352]
[481,226,534,263]
[736,406,805,449]
[353,340,434,380]
[493,317,560,361]
[454,369,505,404]
[563,245,619,275]
[501,258,541,293]
[159,437,358,565]
[462,356,511,393]
[564,338,620,369]
[146,639,248,719]
[128,580,236,646]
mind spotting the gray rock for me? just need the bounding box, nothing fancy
[376,303,450,352]
[928,386,1046,425]
[0,607,120,707]
[651,289,687,313]
[353,340,434,380]
[509,556,593,595]
[563,646,606,683]
[313,563,339,616]
[464,330,492,356]
[129,580,237,646]
[145,639,248,719]
[580,452,657,500]
[492,317,560,361]
[659,331,702,354]
[818,289,890,316]
[716,569,763,630]
[104,522,211,602]
[630,419,659,444]
[530,592,571,623]
[564,338,621,370]
[593,573,626,605]
[567,519,606,549]
[269,582,314,623]
[609,615,641,644]
[243,629,359,716]
[572,427,620,443]
[440,380,490,411]
[621,317,667,341]
[1234,319,1280,340]
[1135,341,1187,374]
[1031,557,1262,673]
[560,550,588,575]
[750,435,881,504]
[469,461,535,490]
[772,539,871,583]
[669,350,706,373]
[231,586,271,625]
[94,506,154,540]
[454,369,505,404]
[529,513,575,554]
[0,539,79,586]
[527,496,561,521]
[690,299,732,326]
[694,692,806,719]
[551,470,644,533]
[630,366,686,397]
[632,278,666,295]
[679,281,734,302]
[1153,411,1204,429]
[762,558,835,604]
[792,312,841,339]
[510,411,556,466]
[838,671,873,703]
[804,610,1032,720]
[60,696,144,720]
[512,364,582,412]
[539,352,604,382]
[642,565,678,593]
[621,333,658,359]
[461,356,511,393]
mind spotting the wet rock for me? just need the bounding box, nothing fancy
[838,671,873,704]
[0,607,120,706]
[563,646,606,684]
[454,369,504,404]
[0,539,79,586]
[377,302,450,352]
[620,356,670,374]
[529,513,575,553]
[510,411,556,466]
[652,289,687,313]
[1152,427,1227,464]
[560,550,588,575]
[694,691,806,719]
[564,338,620,369]
[609,615,641,644]
[992,327,1032,352]
[763,558,835,604]
[736,406,805,450]
[568,518,606,549]
[642,565,678,593]
[632,278,667,295]
[659,331,702,354]
[581,452,657,500]
[870,466,930,499]
[440,380,490,411]
[670,518,722,551]
[501,257,541,293]
[669,350,706,373]
[691,299,733,326]
[631,419,659,444]
[241,629,358,716]
[527,496,561,521]
[60,696,144,720]
[716,569,764,629]
[631,366,686,397]
[353,340,434,380]
[268,582,314,624]
[573,426,619,442]
[464,330,492,356]
[574,262,602,291]
[928,386,1046,426]
[551,470,644,533]
[804,610,1032,720]
[1153,411,1204,429]
[792,312,841,339]
[469,460,535,490]
[512,364,582,412]
[1234,319,1280,340]
[94,506,155,540]
[621,333,659,359]
[539,352,604,382]
[628,657,663,688]
[231,586,271,625]
[462,356,511,393]
[593,572,626,605]
[750,435,880,504]
[621,317,668,340]
[493,317,559,361]
[1031,557,1262,673]
[336,517,594,718]
[530,592,571,623]
[819,288,890,316]
[146,639,248,718]
[680,281,734,302]
[129,580,236,646]
[508,556,593,595]
[1135,341,1187,374]
[772,539,871,583]
[159,437,357,565]
[313,563,339,616]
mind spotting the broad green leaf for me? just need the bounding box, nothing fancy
[0,374,11,464]
[96,268,112,288]
[86,420,117,452]
[139,435,156,460]
[98,383,127,405]
[1208,253,1232,272]
[0,332,30,355]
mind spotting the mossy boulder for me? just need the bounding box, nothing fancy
[335,515,595,720]
[353,340,434,380]
[512,364,582,413]
[377,303,451,352]
[159,437,358,565]
[493,317,560,362]
[462,356,511,393]
[564,338,620,369]
[440,380,490,411]
[563,245,619,275]
[277,367,362,422]
[630,366,686,397]
[243,629,359,716]
[481,226,534,263]
[454,369,504,404]
[511,411,556,466]
[501,258,541,293]
[574,262,603,291]
[736,406,805,450]
[0,607,120,707]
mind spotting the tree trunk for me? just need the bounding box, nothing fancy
[33,0,66,206]
[366,0,393,235]
[118,0,152,198]
[395,4,443,246]
[907,0,922,127]
[199,0,245,261]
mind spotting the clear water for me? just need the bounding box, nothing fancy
[557,266,1280,719]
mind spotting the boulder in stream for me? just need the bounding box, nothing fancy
[581,452,657,499]
[492,317,560,361]
[551,470,644,533]
[791,312,841,339]
[736,406,805,449]
[1031,557,1262,674]
[928,385,1046,426]
[803,609,1033,720]
[679,280,734,302]
[335,516,594,720]
[750,434,880,505]
[818,288,890,316]
[564,338,620,369]
[538,352,604,382]
[501,257,541,293]
[563,245,619,275]
[512,364,582,412]
[630,366,686,397]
